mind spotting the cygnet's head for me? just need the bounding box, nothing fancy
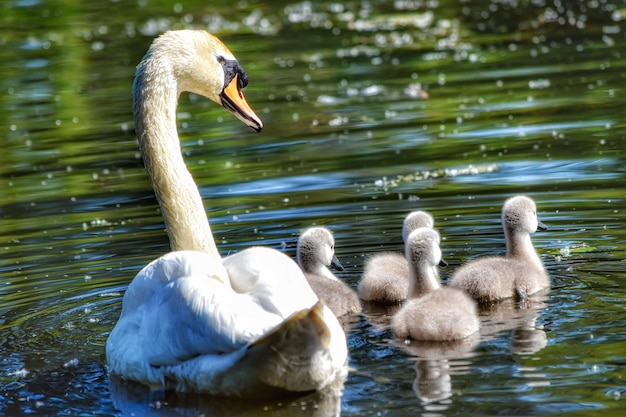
[404,227,445,268]
[402,210,435,242]
[501,195,547,235]
[297,227,344,272]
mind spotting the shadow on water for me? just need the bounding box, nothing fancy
[108,375,342,417]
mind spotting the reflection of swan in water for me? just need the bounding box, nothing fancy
[478,294,549,355]
[105,30,347,397]
[109,375,342,417]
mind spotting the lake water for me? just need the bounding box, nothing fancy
[2,0,626,415]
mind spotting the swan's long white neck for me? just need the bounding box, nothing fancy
[133,52,219,258]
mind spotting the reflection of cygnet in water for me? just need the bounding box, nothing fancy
[398,333,480,359]
[510,316,547,355]
[413,359,452,404]
[396,335,479,405]
[479,295,548,355]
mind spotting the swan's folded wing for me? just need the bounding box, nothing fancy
[121,249,321,369]
[121,251,229,312]
[139,268,284,367]
[223,247,320,316]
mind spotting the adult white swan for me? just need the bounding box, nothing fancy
[106,30,348,398]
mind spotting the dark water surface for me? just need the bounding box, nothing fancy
[2,0,626,415]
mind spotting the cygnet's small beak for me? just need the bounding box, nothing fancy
[331,255,345,272]
[537,220,548,231]
[221,74,263,132]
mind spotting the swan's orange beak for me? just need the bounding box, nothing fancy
[221,74,263,132]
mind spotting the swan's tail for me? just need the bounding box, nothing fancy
[242,300,346,395]
[159,301,347,397]
[251,300,330,349]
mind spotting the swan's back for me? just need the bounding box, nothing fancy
[224,246,319,316]
[106,251,285,383]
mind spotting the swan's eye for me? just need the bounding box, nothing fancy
[237,69,249,89]
[220,58,250,91]
[238,75,245,89]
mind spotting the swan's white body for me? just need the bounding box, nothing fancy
[105,30,347,397]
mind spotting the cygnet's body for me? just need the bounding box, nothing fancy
[297,227,362,317]
[391,228,479,341]
[358,211,434,304]
[448,195,550,303]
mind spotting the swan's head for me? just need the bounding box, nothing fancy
[501,195,547,235]
[145,30,263,132]
[297,227,344,273]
